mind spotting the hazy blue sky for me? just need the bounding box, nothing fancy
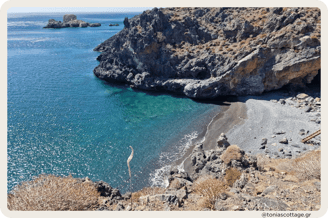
[7,7,154,13]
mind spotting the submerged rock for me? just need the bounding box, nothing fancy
[90,23,101,27]
[93,7,320,99]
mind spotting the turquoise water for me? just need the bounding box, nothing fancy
[7,12,218,193]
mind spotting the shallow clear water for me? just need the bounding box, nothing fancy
[7,12,219,193]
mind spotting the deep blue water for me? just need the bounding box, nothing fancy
[7,12,219,193]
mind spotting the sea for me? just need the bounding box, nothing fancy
[7,12,220,193]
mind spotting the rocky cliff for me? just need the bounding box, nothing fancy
[44,14,101,28]
[93,7,320,99]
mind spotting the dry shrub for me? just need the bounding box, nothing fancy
[256,154,272,170]
[259,33,267,38]
[256,153,289,171]
[140,42,160,55]
[136,25,143,34]
[221,145,242,164]
[310,35,318,40]
[257,150,320,181]
[277,150,320,181]
[224,167,241,187]
[7,174,100,211]
[193,176,226,209]
[245,38,252,45]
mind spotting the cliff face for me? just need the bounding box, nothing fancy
[93,7,320,99]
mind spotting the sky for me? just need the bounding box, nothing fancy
[7,7,155,13]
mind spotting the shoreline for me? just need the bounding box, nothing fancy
[169,88,320,181]
[171,101,248,176]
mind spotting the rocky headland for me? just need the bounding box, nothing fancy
[93,7,320,99]
[43,14,101,28]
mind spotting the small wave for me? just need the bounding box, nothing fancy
[8,37,53,43]
[149,165,171,188]
[7,21,47,27]
[149,131,198,188]
[8,31,63,35]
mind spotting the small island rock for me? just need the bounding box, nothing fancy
[44,14,101,29]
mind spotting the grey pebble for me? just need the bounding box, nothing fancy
[279,138,288,144]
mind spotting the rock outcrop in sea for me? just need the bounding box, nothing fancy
[44,14,101,28]
[93,7,320,99]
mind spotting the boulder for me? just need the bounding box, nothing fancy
[114,202,125,211]
[96,206,111,211]
[168,177,193,190]
[43,19,66,28]
[94,181,113,197]
[192,143,204,153]
[165,187,187,201]
[149,194,178,205]
[79,22,89,28]
[63,14,77,23]
[233,173,248,189]
[279,138,288,144]
[304,106,312,112]
[314,97,321,102]
[190,151,206,173]
[217,133,230,148]
[263,185,278,195]
[251,197,289,210]
[67,20,83,27]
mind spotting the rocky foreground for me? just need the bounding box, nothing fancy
[8,131,320,211]
[93,7,320,99]
[44,14,101,28]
